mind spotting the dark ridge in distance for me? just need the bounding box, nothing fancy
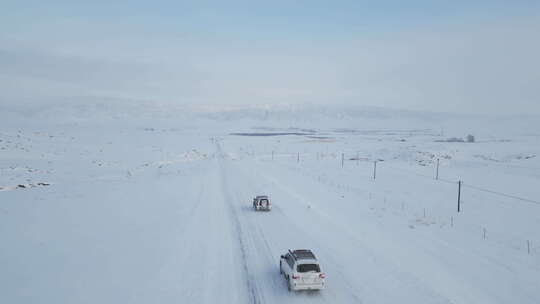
[230,132,312,137]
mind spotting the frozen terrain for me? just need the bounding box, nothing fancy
[1,104,540,303]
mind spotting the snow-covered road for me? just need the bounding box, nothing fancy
[2,120,540,303]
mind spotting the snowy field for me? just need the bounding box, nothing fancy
[1,105,540,303]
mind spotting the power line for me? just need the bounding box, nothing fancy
[461,183,540,205]
[369,161,540,206]
[276,151,540,206]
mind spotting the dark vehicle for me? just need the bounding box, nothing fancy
[253,195,272,211]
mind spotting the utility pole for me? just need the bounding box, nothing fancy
[373,161,377,180]
[457,180,462,212]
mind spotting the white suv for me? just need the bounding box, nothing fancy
[279,249,325,291]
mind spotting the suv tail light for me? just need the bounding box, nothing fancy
[292,274,300,280]
[319,273,326,279]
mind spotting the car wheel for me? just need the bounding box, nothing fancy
[287,277,292,292]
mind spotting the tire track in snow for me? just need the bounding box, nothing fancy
[217,149,265,304]
[245,207,288,293]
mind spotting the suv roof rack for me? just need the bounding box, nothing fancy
[289,249,316,261]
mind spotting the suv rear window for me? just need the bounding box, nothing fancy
[297,263,320,273]
[259,199,269,204]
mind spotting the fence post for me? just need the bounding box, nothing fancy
[528,240,531,254]
[341,153,344,168]
[373,161,377,180]
[297,152,299,163]
[457,180,462,212]
[435,158,440,180]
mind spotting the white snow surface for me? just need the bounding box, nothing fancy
[1,104,540,303]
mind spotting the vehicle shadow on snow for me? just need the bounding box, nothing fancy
[240,205,272,213]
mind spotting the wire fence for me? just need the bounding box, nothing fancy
[262,150,540,256]
[267,150,540,206]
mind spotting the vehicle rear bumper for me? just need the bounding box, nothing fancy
[291,282,325,291]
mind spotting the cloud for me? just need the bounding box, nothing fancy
[1,13,539,114]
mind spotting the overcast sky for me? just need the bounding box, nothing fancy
[1,1,539,114]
